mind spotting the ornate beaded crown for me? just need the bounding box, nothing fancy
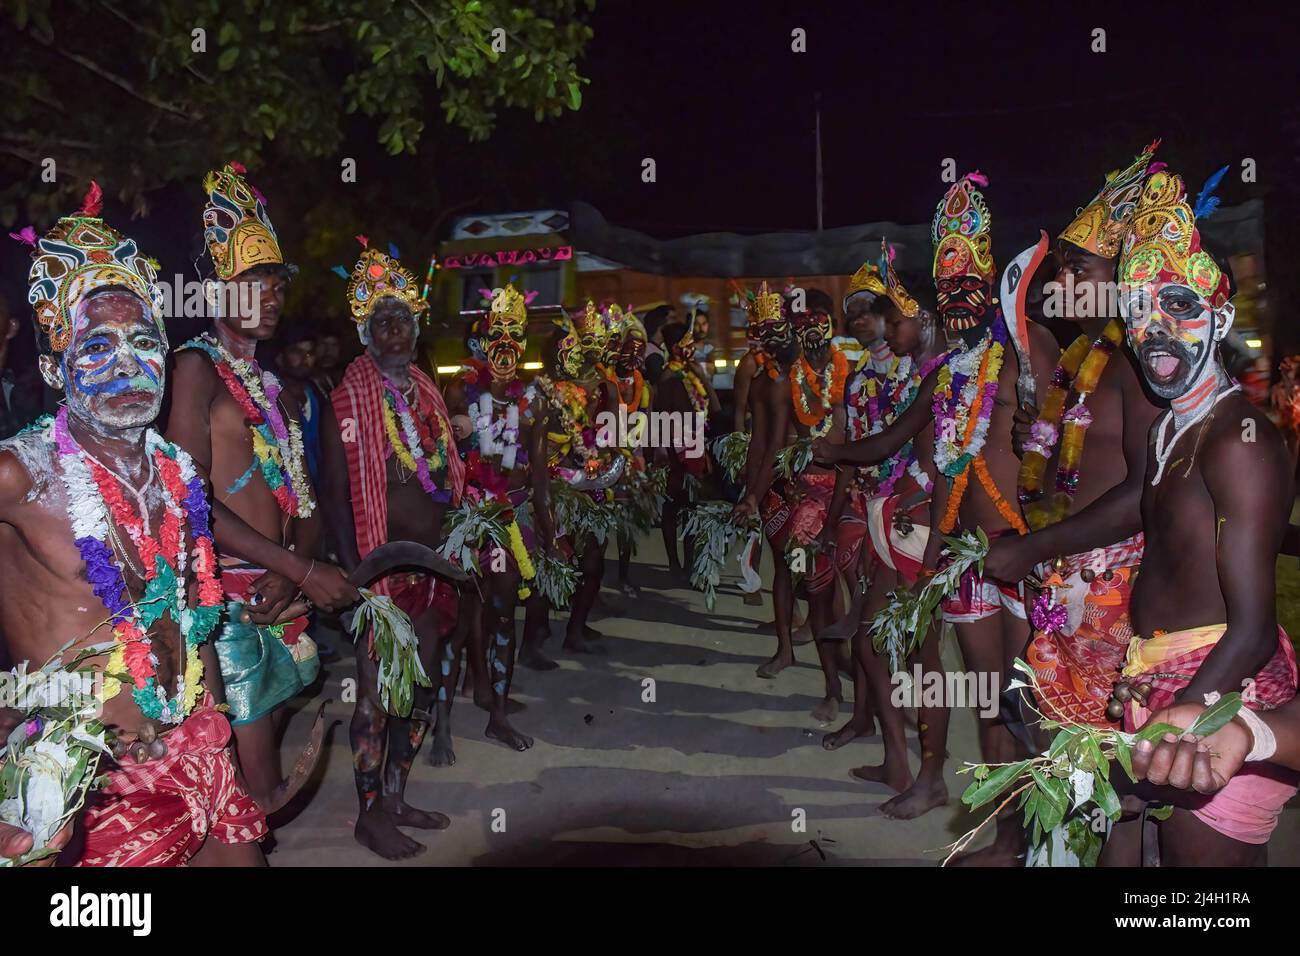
[1118,167,1231,310]
[931,172,995,284]
[24,182,162,352]
[489,284,527,331]
[345,241,428,325]
[201,161,285,280]
[1060,141,1162,259]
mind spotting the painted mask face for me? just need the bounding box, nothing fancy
[616,325,646,375]
[575,302,608,364]
[935,274,993,332]
[793,306,833,352]
[42,291,165,431]
[754,310,792,351]
[483,311,526,382]
[1119,280,1229,401]
[554,318,583,379]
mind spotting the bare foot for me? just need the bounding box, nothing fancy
[879,779,949,820]
[945,839,1025,867]
[519,646,560,671]
[427,732,456,767]
[756,652,794,679]
[385,799,451,830]
[355,808,427,860]
[811,695,841,723]
[821,719,875,750]
[792,621,814,645]
[486,716,534,751]
[849,761,913,793]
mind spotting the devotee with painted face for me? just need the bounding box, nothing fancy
[734,285,849,718]
[168,162,359,809]
[655,317,718,583]
[819,243,951,809]
[319,241,467,859]
[1095,168,1296,866]
[983,145,1164,744]
[0,185,265,865]
[816,174,1058,841]
[437,283,542,753]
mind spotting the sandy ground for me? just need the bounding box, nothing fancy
[270,535,1300,866]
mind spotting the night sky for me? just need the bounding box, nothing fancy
[1,0,1296,308]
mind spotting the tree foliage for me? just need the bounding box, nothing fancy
[0,0,594,224]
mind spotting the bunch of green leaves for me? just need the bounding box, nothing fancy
[0,638,114,866]
[951,659,1244,867]
[2,0,594,224]
[712,432,751,485]
[349,589,431,717]
[437,497,513,573]
[681,502,757,610]
[868,529,988,671]
[548,479,617,551]
[532,548,580,610]
[774,437,814,481]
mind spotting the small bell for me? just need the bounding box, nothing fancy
[138,723,157,743]
[1102,569,1115,582]
[1052,556,1067,572]
[1134,682,1152,702]
[1106,698,1125,721]
[1112,682,1132,702]
[147,738,168,760]
[130,741,149,764]
[1080,567,1095,583]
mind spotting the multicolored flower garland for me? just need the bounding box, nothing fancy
[790,346,848,437]
[182,335,315,518]
[931,315,1026,534]
[51,409,222,723]
[857,351,950,496]
[666,359,709,416]
[1016,319,1123,530]
[381,378,453,502]
[599,364,648,413]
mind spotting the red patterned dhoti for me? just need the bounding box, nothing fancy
[76,700,267,867]
[1121,624,1299,845]
[761,471,837,594]
[1027,534,1143,727]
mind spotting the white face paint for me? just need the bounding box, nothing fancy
[40,291,166,434]
[1119,280,1232,402]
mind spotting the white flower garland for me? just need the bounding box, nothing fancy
[932,332,994,475]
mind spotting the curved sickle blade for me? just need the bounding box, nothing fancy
[261,700,329,816]
[568,453,626,491]
[999,230,1050,406]
[348,539,469,589]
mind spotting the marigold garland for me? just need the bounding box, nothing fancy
[790,346,848,436]
[1017,319,1123,530]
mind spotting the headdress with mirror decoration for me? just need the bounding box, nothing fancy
[340,236,428,327]
[1060,141,1162,260]
[200,161,286,280]
[931,172,995,284]
[19,181,163,353]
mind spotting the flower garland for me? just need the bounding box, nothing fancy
[599,364,647,413]
[51,408,222,723]
[666,359,709,416]
[183,335,315,518]
[860,351,950,497]
[1017,319,1123,530]
[531,376,600,475]
[931,315,1026,535]
[790,346,848,437]
[752,348,780,381]
[381,380,453,501]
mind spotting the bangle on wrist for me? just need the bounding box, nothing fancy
[1235,707,1277,762]
[296,559,317,590]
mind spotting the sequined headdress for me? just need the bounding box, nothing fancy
[931,172,995,283]
[1060,141,1162,259]
[1118,166,1231,310]
[489,283,527,332]
[19,182,162,352]
[201,161,285,280]
[872,239,919,317]
[342,237,428,326]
